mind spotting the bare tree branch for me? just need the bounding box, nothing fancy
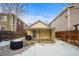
[0,3,28,16]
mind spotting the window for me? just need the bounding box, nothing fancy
[0,15,7,21]
[32,30,37,38]
[0,26,6,31]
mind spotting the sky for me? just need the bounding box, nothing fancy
[19,3,70,25]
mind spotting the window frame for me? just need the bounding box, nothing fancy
[32,30,37,38]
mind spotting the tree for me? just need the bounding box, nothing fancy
[0,3,28,16]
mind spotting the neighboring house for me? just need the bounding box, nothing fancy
[49,3,79,32]
[49,3,79,46]
[27,20,55,43]
[0,13,28,40]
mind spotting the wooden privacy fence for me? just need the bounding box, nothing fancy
[56,30,79,46]
[0,31,17,41]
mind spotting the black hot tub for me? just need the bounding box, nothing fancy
[10,40,23,50]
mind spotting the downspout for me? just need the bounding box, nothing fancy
[67,7,71,41]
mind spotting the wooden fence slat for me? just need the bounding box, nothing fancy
[56,30,79,47]
[0,31,16,41]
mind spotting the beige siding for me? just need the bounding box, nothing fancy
[0,22,12,31]
[70,8,79,30]
[51,10,68,32]
[27,29,51,40]
[50,3,79,32]
[28,21,55,42]
[0,14,12,31]
[31,22,49,29]
[27,29,32,36]
[39,30,50,40]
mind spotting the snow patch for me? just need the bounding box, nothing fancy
[0,37,25,47]
[12,37,25,42]
[15,40,79,56]
[0,40,10,47]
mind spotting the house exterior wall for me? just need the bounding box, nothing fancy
[50,10,68,32]
[27,29,32,36]
[0,21,10,31]
[9,14,14,31]
[27,29,54,42]
[0,14,12,31]
[16,19,25,32]
[16,18,27,36]
[28,21,55,43]
[0,13,28,38]
[0,13,28,31]
[70,4,79,30]
[50,3,79,32]
[38,30,51,40]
